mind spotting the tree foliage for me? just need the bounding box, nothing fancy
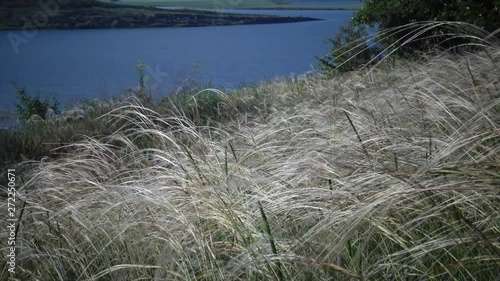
[321,0,500,73]
[354,0,500,32]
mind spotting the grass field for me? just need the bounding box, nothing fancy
[1,23,499,280]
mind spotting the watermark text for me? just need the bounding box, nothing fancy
[6,169,17,274]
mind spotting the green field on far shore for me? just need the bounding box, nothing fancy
[99,0,362,10]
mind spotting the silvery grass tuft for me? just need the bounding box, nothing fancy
[1,22,499,280]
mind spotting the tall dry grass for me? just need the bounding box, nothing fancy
[1,24,499,280]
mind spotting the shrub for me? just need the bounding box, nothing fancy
[133,60,154,107]
[354,0,500,33]
[353,0,500,55]
[321,0,500,73]
[0,97,116,168]
[135,60,146,92]
[13,83,59,121]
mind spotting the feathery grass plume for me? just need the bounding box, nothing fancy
[1,23,499,280]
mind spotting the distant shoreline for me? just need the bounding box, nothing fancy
[0,0,322,31]
[0,16,322,31]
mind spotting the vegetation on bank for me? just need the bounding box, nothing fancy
[1,22,499,279]
[0,82,262,169]
[0,0,319,31]
[320,0,500,73]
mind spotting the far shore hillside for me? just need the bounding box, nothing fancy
[0,0,321,30]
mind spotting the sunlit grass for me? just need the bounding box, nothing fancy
[1,24,499,280]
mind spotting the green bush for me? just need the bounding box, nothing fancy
[353,0,500,54]
[132,60,154,107]
[0,95,117,168]
[321,0,500,73]
[354,0,500,33]
[13,83,59,121]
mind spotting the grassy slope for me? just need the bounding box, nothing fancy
[1,43,499,279]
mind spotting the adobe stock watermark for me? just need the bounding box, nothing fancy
[8,0,70,54]
[144,64,169,91]
[135,61,170,93]
[6,169,18,274]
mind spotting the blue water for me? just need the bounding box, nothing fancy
[0,8,355,126]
